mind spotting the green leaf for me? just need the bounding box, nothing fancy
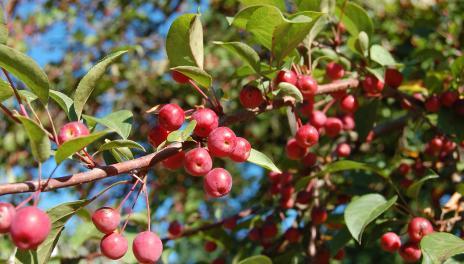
[272,12,323,63]
[15,250,38,264]
[167,130,184,143]
[370,45,397,66]
[213,41,261,73]
[303,14,329,53]
[55,130,109,164]
[406,170,439,198]
[247,148,281,173]
[344,194,397,243]
[354,99,380,141]
[0,44,50,103]
[296,160,387,190]
[296,0,322,11]
[273,82,304,103]
[231,6,262,29]
[240,0,286,11]
[451,56,464,80]
[49,90,77,121]
[182,120,197,140]
[98,139,145,153]
[17,116,51,162]
[437,108,464,142]
[170,66,212,88]
[366,67,385,83]
[0,5,7,44]
[73,49,128,119]
[0,79,13,102]
[19,89,39,102]
[246,5,285,49]
[421,232,464,264]
[336,2,373,38]
[238,255,273,264]
[83,110,133,139]
[328,227,352,257]
[166,14,204,69]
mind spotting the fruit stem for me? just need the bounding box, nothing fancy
[0,103,20,123]
[2,68,29,118]
[117,178,141,211]
[143,180,151,232]
[188,79,215,108]
[45,108,59,143]
[322,99,336,114]
[33,162,42,206]
[121,177,144,233]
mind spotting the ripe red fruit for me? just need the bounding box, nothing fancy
[279,172,293,185]
[207,127,237,157]
[161,151,185,170]
[341,114,355,131]
[314,247,330,264]
[398,163,411,176]
[339,94,359,113]
[204,240,217,252]
[334,248,345,260]
[309,111,327,129]
[296,75,318,99]
[311,207,328,225]
[299,98,314,117]
[408,217,434,242]
[440,91,459,107]
[331,90,347,100]
[296,191,312,204]
[58,122,90,144]
[302,152,317,167]
[10,206,51,250]
[324,117,343,138]
[248,227,261,241]
[168,220,183,237]
[281,186,294,200]
[267,171,281,182]
[100,232,128,260]
[326,62,345,80]
[385,68,403,88]
[380,232,401,252]
[275,70,297,85]
[212,258,226,264]
[429,136,443,153]
[295,124,319,148]
[229,137,251,162]
[171,70,190,84]
[0,202,15,234]
[92,207,121,234]
[285,138,306,160]
[148,124,169,147]
[336,143,351,157]
[191,108,218,138]
[223,217,237,230]
[158,103,185,131]
[425,95,441,112]
[399,242,422,263]
[183,148,213,176]
[280,197,295,209]
[284,228,301,243]
[203,168,233,198]
[362,74,384,95]
[262,222,278,240]
[239,85,264,108]
[132,231,163,263]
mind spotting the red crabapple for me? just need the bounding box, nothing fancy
[262,222,278,240]
[203,168,233,198]
[171,70,190,84]
[286,138,306,160]
[148,124,169,147]
[100,232,128,260]
[92,207,121,234]
[341,114,355,131]
[309,111,327,129]
[204,240,217,252]
[440,91,458,107]
[326,62,345,80]
[408,217,434,242]
[212,258,226,264]
[362,74,384,95]
[429,136,443,153]
[340,94,359,113]
[161,151,185,170]
[385,68,403,88]
[0,202,15,234]
[10,206,51,250]
[280,197,295,209]
[295,124,319,148]
[267,171,281,182]
[58,122,90,144]
[302,152,317,167]
[207,127,237,157]
[223,217,237,230]
[132,231,163,263]
[299,98,314,117]
[284,227,301,243]
[336,143,351,157]
[158,103,185,131]
[296,75,318,99]
[398,163,411,176]
[168,220,183,237]
[279,172,293,185]
[380,232,401,252]
[425,95,441,112]
[334,248,345,260]
[191,108,218,138]
[229,137,251,162]
[331,90,347,100]
[281,185,295,200]
[296,191,312,205]
[184,148,213,176]
[248,227,261,241]
[275,70,297,85]
[311,207,328,225]
[239,85,264,109]
[324,117,343,137]
[399,242,422,263]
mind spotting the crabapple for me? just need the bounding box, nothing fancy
[204,240,217,252]
[324,117,343,138]
[295,124,319,148]
[385,68,403,88]
[341,114,355,131]
[161,151,185,170]
[92,207,121,234]
[299,99,314,117]
[284,228,301,243]
[279,172,293,185]
[280,197,295,209]
[336,143,351,157]
[10,206,51,250]
[398,163,411,176]
[262,222,278,240]
[362,74,384,95]
[302,152,317,167]
[425,95,441,112]
[326,62,344,80]
[285,138,306,160]
[399,242,422,263]
[275,70,297,85]
[203,168,233,198]
[248,227,261,241]
[207,127,237,157]
[440,91,458,107]
[191,108,218,137]
[311,207,327,225]
[148,124,169,147]
[229,137,251,162]
[132,231,163,263]
[267,171,281,182]
[0,202,15,234]
[334,248,345,260]
[429,136,443,153]
[171,70,190,84]
[331,90,347,100]
[296,75,318,99]
[380,232,401,252]
[158,103,185,131]
[408,217,433,242]
[309,111,327,129]
[100,232,128,260]
[281,186,294,200]
[183,148,213,176]
[239,85,263,109]
[168,220,183,237]
[212,258,226,264]
[223,217,237,230]
[58,121,90,144]
[296,191,312,205]
[340,94,359,113]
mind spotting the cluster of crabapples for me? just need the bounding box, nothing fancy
[380,217,434,262]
